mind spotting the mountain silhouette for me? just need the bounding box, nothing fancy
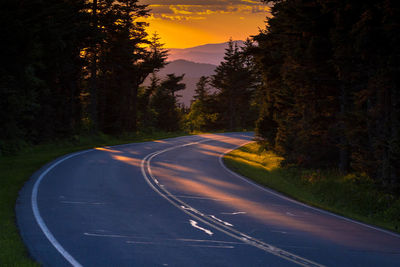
[168,40,244,65]
[143,60,217,106]
[142,41,245,106]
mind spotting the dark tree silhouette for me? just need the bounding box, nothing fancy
[253,0,400,191]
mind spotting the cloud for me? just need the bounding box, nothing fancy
[140,0,270,21]
[142,0,262,6]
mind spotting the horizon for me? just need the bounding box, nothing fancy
[165,40,243,65]
[139,0,270,48]
[166,39,244,50]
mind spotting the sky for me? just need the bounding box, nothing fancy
[138,0,271,48]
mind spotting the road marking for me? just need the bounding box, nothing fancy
[141,136,325,267]
[219,143,400,239]
[28,135,236,266]
[190,220,214,236]
[180,205,205,216]
[271,230,288,234]
[60,201,105,205]
[28,136,203,266]
[84,232,131,238]
[240,233,252,240]
[126,241,234,249]
[188,244,234,249]
[86,232,243,246]
[210,215,234,227]
[126,241,160,244]
[32,150,93,267]
[175,238,242,244]
[29,133,400,266]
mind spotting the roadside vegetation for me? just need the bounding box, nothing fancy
[224,142,400,233]
[2,0,399,264]
[253,0,399,194]
[0,131,187,266]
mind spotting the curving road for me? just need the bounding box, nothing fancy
[17,133,400,266]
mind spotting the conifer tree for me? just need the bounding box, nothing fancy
[187,76,220,131]
[211,40,257,130]
[93,0,167,133]
[150,74,185,131]
[254,0,400,190]
[0,0,168,153]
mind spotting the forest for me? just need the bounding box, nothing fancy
[1,0,399,193]
[253,0,399,193]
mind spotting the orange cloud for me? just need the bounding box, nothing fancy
[138,1,271,48]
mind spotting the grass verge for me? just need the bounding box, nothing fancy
[224,142,400,233]
[0,131,188,266]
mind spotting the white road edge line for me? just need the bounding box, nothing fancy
[32,150,93,267]
[141,136,325,267]
[219,142,400,239]
[31,133,389,267]
[29,136,205,266]
[28,136,211,266]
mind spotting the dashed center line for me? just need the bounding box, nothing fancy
[141,138,325,267]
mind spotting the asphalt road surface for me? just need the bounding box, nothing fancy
[16,133,400,266]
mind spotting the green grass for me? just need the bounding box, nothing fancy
[0,131,188,266]
[224,142,400,233]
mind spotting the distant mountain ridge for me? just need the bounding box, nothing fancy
[142,41,245,106]
[167,40,244,65]
[143,60,217,106]
[158,59,217,77]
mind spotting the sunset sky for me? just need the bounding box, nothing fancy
[138,0,270,48]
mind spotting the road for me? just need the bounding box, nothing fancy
[16,133,400,266]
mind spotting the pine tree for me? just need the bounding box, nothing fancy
[150,74,186,131]
[254,0,400,191]
[1,0,90,151]
[93,0,167,133]
[211,40,257,130]
[137,73,159,129]
[193,76,210,103]
[187,76,219,131]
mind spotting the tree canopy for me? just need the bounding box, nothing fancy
[2,0,399,194]
[0,0,168,154]
[253,0,400,191]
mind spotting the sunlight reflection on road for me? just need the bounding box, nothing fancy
[149,135,400,252]
[112,155,142,167]
[109,134,400,253]
[95,147,122,153]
